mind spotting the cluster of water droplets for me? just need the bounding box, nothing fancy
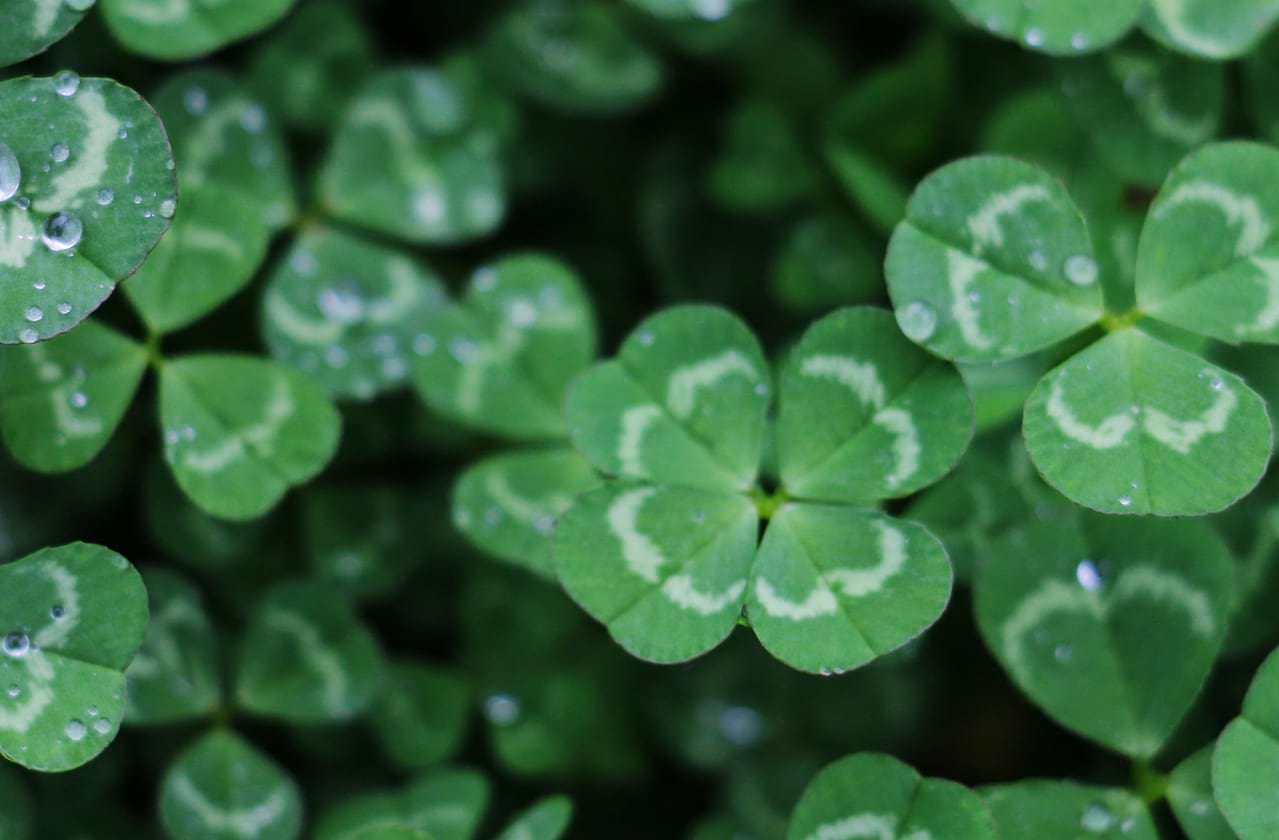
[1079,801,1140,835]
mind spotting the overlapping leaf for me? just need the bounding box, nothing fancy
[1168,745,1236,840]
[1214,646,1279,839]
[101,0,298,61]
[0,0,95,68]
[949,0,1143,55]
[370,662,469,771]
[315,769,490,840]
[983,781,1159,838]
[1142,0,1279,60]
[124,568,219,725]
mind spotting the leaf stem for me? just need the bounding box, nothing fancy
[144,329,164,370]
[1132,758,1169,805]
[1100,310,1145,333]
[750,486,791,520]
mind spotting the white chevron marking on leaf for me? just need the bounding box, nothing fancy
[946,249,994,350]
[1046,380,1135,449]
[1155,180,1271,256]
[607,487,664,584]
[665,350,759,419]
[967,183,1052,252]
[661,575,745,616]
[36,89,120,214]
[617,404,660,476]
[1142,378,1236,454]
[168,774,290,838]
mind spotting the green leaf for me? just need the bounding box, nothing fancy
[0,762,32,840]
[143,458,268,574]
[769,211,881,314]
[493,796,572,840]
[124,568,219,726]
[1057,42,1224,188]
[1022,328,1272,516]
[886,155,1103,362]
[1141,0,1279,60]
[787,752,998,840]
[413,254,596,440]
[1168,745,1237,840]
[100,0,297,61]
[122,184,270,334]
[1244,33,1279,146]
[151,69,296,230]
[262,227,447,401]
[949,0,1142,54]
[451,447,599,579]
[316,66,506,246]
[301,483,417,599]
[370,662,469,772]
[974,516,1234,757]
[748,507,952,675]
[0,0,94,68]
[158,730,303,840]
[554,483,756,663]
[707,99,819,216]
[480,1,663,114]
[234,580,386,723]
[315,769,490,840]
[1136,143,1279,344]
[1214,646,1279,840]
[159,355,342,521]
[0,75,177,345]
[0,320,146,473]
[0,542,147,772]
[777,306,973,502]
[823,145,910,233]
[983,780,1158,838]
[564,305,768,492]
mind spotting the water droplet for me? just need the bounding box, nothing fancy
[638,330,655,346]
[1064,254,1098,287]
[1118,494,1132,508]
[317,285,363,323]
[116,128,127,140]
[719,705,763,745]
[64,719,87,742]
[1054,644,1073,663]
[1029,250,1048,271]
[1076,559,1103,592]
[239,104,266,133]
[53,71,80,97]
[24,306,43,323]
[533,514,555,535]
[1071,32,1090,50]
[96,188,114,206]
[1189,799,1212,817]
[19,329,38,344]
[472,267,497,292]
[985,15,1005,32]
[1081,803,1114,833]
[754,383,769,397]
[1025,27,1045,47]
[2,633,31,658]
[57,302,72,316]
[69,392,88,409]
[33,279,45,290]
[92,718,111,735]
[183,86,209,116]
[158,198,176,219]
[898,301,938,342]
[484,694,521,725]
[0,141,20,202]
[450,337,479,363]
[507,298,537,327]
[50,605,64,620]
[42,212,83,252]
[86,705,97,717]
[289,249,317,275]
[132,194,142,205]
[5,685,19,698]
[413,187,446,225]
[413,334,436,356]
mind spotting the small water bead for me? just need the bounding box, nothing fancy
[2,632,31,658]
[472,267,497,292]
[33,279,46,290]
[1189,799,1213,817]
[1118,494,1132,508]
[6,685,19,698]
[1075,559,1103,592]
[897,301,938,342]
[638,330,655,347]
[116,128,128,140]
[507,298,537,327]
[533,514,555,535]
[239,104,267,133]
[86,705,98,717]
[1025,27,1045,47]
[1064,254,1098,287]
[96,188,114,206]
[50,605,64,620]
[1071,32,1090,50]
[484,694,521,725]
[42,212,83,252]
[53,71,81,97]
[15,196,29,210]
[92,719,111,736]
[57,302,72,316]
[450,337,479,363]
[1080,803,1114,833]
[64,719,87,742]
[1054,644,1073,663]
[0,141,20,202]
[19,329,38,344]
[70,392,88,409]
[24,306,43,323]
[132,194,142,205]
[159,198,176,219]
[1028,250,1048,272]
[184,86,209,116]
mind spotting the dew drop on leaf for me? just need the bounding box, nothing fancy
[1064,254,1098,287]
[0,141,20,202]
[50,143,69,163]
[53,71,80,97]
[897,300,938,342]
[1080,802,1114,833]
[96,188,114,206]
[24,306,43,323]
[64,719,87,742]
[42,211,83,252]
[2,632,31,658]
[1075,559,1103,592]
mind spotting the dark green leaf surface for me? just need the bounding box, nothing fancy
[124,567,219,725]
[370,662,469,771]
[984,780,1159,838]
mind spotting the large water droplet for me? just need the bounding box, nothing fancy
[0,142,20,203]
[484,694,521,725]
[64,719,87,742]
[96,188,114,206]
[158,198,176,219]
[2,632,30,658]
[24,306,43,323]
[53,71,80,97]
[42,212,83,252]
[898,301,938,342]
[1081,803,1114,833]
[1064,254,1098,287]
[1076,559,1103,592]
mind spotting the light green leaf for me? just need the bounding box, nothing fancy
[413,254,595,440]
[1141,0,1279,60]
[1214,647,1279,840]
[480,1,663,114]
[949,0,1142,54]
[370,662,469,772]
[770,211,881,314]
[983,781,1158,838]
[452,447,599,579]
[1136,143,1279,344]
[777,307,973,503]
[0,320,146,473]
[1058,41,1224,188]
[564,305,768,492]
[315,769,490,840]
[493,797,572,840]
[1022,328,1272,516]
[101,0,297,61]
[0,75,177,345]
[151,70,296,230]
[317,66,506,246]
[886,155,1103,362]
[554,483,756,663]
[0,543,147,772]
[159,355,342,521]
[0,762,32,840]
[234,580,385,723]
[1168,745,1238,840]
[787,753,998,840]
[749,507,952,675]
[158,731,303,840]
[262,227,447,401]
[0,0,94,68]
[122,184,269,334]
[975,516,1234,757]
[124,568,219,726]
[301,483,416,599]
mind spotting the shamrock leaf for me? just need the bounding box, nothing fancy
[100,0,298,61]
[452,447,599,579]
[370,662,469,771]
[1168,745,1237,840]
[707,99,820,216]
[975,516,1234,757]
[787,753,998,840]
[315,769,490,840]
[159,355,342,521]
[263,227,447,401]
[1142,0,1279,61]
[0,0,95,68]
[770,210,881,315]
[158,731,303,840]
[1023,328,1271,516]
[885,155,1104,363]
[0,320,147,473]
[0,543,147,772]
[301,483,418,599]
[234,580,386,723]
[493,797,572,840]
[317,66,507,246]
[1214,646,1279,839]
[984,781,1159,838]
[0,75,177,345]
[415,254,596,440]
[949,0,1143,54]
